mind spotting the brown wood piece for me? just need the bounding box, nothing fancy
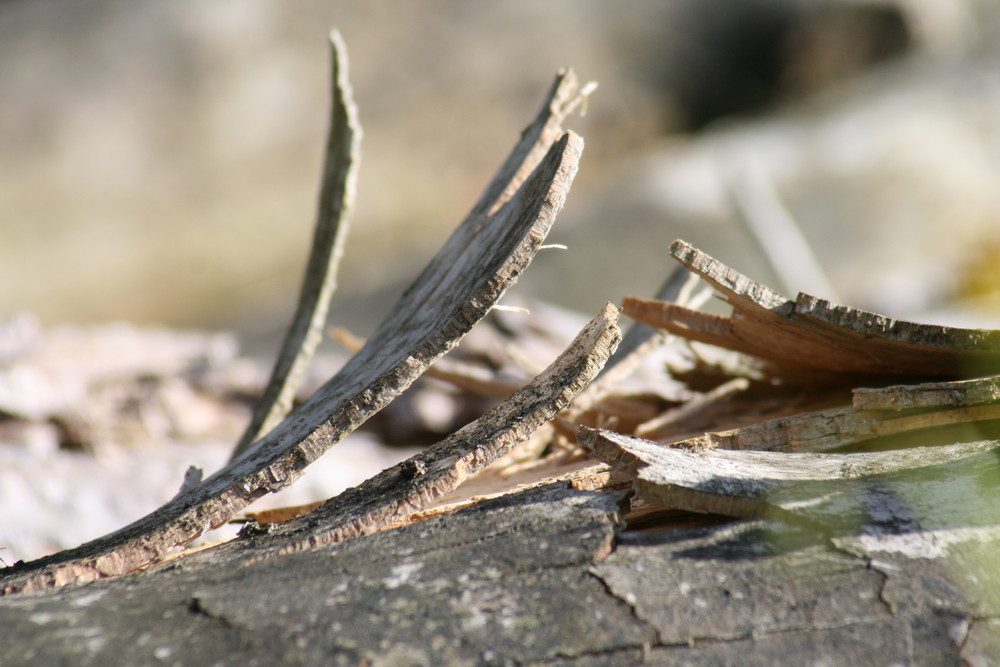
[622,240,1000,385]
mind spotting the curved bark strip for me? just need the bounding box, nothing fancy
[623,240,1000,385]
[470,69,594,219]
[230,31,362,462]
[0,77,589,595]
[208,304,620,563]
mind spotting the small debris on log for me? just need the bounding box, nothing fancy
[623,240,1000,385]
[582,426,1000,529]
[212,304,620,557]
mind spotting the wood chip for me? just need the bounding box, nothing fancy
[582,427,1000,528]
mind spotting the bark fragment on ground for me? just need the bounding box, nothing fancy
[583,427,1000,530]
[0,68,590,595]
[608,388,1000,454]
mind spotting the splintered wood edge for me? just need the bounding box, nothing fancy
[657,239,1000,379]
[853,375,1000,411]
[668,240,792,313]
[795,294,1000,351]
[571,265,700,417]
[216,304,621,555]
[0,75,589,596]
[581,427,1000,519]
[622,297,733,338]
[639,398,1000,455]
[671,239,1000,354]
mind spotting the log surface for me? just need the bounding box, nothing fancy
[2,483,997,665]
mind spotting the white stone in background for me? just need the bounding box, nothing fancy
[628,59,1000,321]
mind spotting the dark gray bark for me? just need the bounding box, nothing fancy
[2,482,996,665]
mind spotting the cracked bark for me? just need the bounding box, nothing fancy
[2,484,987,665]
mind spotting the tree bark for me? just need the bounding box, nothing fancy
[3,481,996,665]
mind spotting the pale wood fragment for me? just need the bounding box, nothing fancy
[0,71,590,595]
[582,426,1000,524]
[645,401,1000,454]
[231,31,361,461]
[853,374,1000,411]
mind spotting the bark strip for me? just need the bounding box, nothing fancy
[213,304,621,560]
[0,72,591,596]
[623,240,1000,384]
[230,31,362,461]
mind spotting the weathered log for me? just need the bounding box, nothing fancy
[2,482,995,665]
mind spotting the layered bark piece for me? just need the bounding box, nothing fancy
[582,426,1000,534]
[624,240,1000,385]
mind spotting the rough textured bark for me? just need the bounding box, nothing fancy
[2,482,995,665]
[0,73,589,595]
[207,303,620,560]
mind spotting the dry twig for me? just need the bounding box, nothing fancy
[231,31,361,462]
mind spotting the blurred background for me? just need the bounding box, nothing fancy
[4,0,1000,346]
[4,0,1000,562]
